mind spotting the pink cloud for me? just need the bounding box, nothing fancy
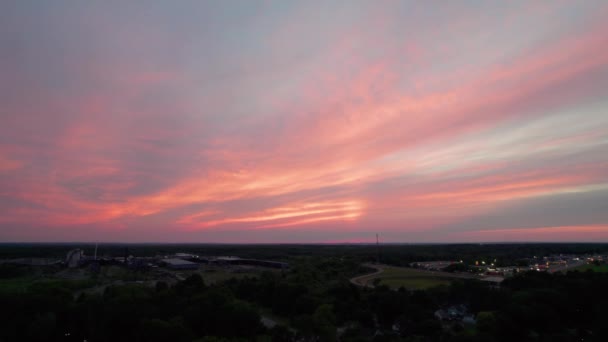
[457,225,608,242]
[1,1,607,242]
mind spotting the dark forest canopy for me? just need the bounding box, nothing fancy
[1,243,608,341]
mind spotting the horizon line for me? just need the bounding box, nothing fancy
[1,241,608,245]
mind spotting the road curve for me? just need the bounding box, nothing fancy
[349,263,384,288]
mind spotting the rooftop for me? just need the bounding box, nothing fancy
[163,258,198,266]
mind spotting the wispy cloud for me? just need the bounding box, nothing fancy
[0,0,607,242]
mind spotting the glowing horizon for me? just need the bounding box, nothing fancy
[1,1,608,243]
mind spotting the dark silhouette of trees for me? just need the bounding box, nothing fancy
[2,244,608,341]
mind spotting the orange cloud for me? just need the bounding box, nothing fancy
[179,200,365,230]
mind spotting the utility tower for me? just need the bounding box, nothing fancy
[376,233,380,264]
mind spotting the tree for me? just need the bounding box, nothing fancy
[476,311,497,334]
[138,317,192,342]
[155,281,169,292]
[27,312,57,342]
[269,325,295,342]
[313,304,337,342]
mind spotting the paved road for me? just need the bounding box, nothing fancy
[350,264,384,287]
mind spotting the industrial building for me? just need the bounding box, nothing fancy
[212,256,289,269]
[162,258,199,270]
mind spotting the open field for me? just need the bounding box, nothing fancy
[0,277,35,293]
[572,263,608,273]
[0,276,98,294]
[379,269,452,289]
[351,264,474,290]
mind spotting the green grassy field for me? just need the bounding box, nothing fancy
[0,276,98,294]
[0,277,34,293]
[358,266,454,290]
[573,263,608,273]
[0,264,273,295]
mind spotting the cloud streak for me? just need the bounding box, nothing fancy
[0,0,607,242]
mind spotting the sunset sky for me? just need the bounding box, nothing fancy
[1,1,608,243]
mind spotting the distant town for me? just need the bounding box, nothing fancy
[2,245,605,290]
[409,253,604,283]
